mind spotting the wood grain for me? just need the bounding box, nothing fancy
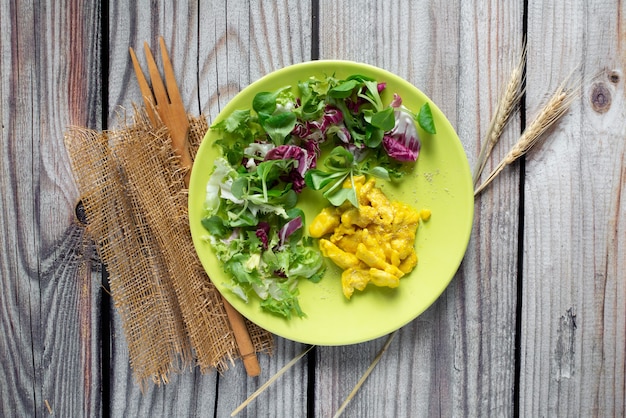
[199,2,314,415]
[0,0,103,416]
[109,307,219,417]
[523,1,626,416]
[1,0,624,416]
[107,0,216,411]
[315,0,524,416]
[107,1,313,416]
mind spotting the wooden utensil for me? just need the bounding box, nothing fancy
[129,37,261,377]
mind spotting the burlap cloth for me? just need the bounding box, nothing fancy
[65,109,273,386]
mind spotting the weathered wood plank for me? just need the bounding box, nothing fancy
[107,1,313,416]
[109,307,218,417]
[197,0,314,118]
[107,1,220,413]
[316,0,523,416]
[522,1,626,416]
[4,0,622,416]
[0,0,103,416]
[214,339,312,417]
[109,0,201,118]
[197,2,314,416]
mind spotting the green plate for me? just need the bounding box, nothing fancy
[189,60,473,345]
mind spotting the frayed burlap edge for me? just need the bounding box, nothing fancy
[64,108,273,387]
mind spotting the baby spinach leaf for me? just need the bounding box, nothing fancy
[231,177,248,200]
[253,91,279,116]
[277,189,298,209]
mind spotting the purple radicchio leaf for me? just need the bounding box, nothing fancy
[292,122,311,139]
[292,120,324,140]
[285,169,306,193]
[382,109,421,162]
[336,126,351,144]
[390,93,402,108]
[292,105,343,142]
[278,216,303,248]
[264,144,313,193]
[302,139,320,169]
[255,222,270,250]
[265,144,310,177]
[319,105,343,128]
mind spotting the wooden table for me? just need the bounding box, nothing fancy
[2,1,624,416]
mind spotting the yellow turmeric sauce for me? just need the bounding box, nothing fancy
[309,175,430,299]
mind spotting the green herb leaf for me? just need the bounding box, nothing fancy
[231,177,248,199]
[329,79,359,98]
[224,256,261,285]
[325,186,359,207]
[245,230,263,251]
[325,146,354,170]
[263,112,297,145]
[304,169,345,190]
[297,80,326,121]
[417,102,437,134]
[253,91,278,116]
[228,210,258,227]
[307,268,325,283]
[364,125,384,148]
[358,80,384,111]
[279,189,298,209]
[216,109,251,133]
[370,107,395,131]
[346,74,376,82]
[366,166,391,181]
[201,215,230,237]
[260,294,304,319]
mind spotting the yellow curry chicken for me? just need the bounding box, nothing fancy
[309,175,430,299]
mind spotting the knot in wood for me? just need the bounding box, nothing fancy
[608,70,620,84]
[75,200,88,225]
[590,82,611,113]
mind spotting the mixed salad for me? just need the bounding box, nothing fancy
[201,73,436,319]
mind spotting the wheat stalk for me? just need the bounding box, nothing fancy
[231,345,315,416]
[473,43,527,186]
[474,74,580,196]
[332,331,398,418]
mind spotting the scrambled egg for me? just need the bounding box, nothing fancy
[309,176,430,299]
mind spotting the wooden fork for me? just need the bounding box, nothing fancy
[129,37,261,377]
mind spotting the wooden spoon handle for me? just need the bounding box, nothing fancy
[223,299,261,376]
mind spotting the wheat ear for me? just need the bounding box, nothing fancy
[473,43,527,186]
[474,75,580,196]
